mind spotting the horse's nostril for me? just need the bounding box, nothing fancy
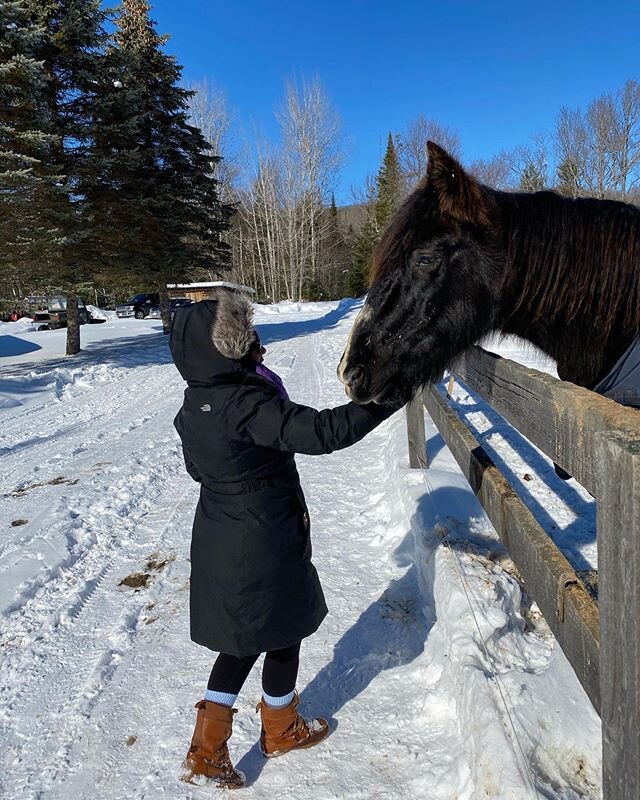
[346,365,365,390]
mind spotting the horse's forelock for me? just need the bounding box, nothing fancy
[369,185,437,284]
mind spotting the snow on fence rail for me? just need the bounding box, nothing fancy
[406,346,640,800]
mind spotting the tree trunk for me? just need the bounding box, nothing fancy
[158,281,171,335]
[65,293,81,356]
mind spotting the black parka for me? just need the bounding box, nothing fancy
[170,298,396,657]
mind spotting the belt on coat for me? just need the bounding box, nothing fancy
[201,466,299,496]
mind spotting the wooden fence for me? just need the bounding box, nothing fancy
[406,346,640,800]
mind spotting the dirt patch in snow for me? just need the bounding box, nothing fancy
[119,572,151,590]
[10,475,79,498]
[118,553,176,591]
[145,553,175,573]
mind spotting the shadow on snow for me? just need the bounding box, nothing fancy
[444,380,596,572]
[236,479,508,786]
[0,334,42,358]
[255,298,361,348]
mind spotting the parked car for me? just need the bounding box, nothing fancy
[115,293,160,319]
[147,297,193,321]
[30,295,93,331]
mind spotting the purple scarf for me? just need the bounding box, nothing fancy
[256,362,289,400]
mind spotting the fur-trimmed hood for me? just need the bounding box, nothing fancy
[169,290,256,385]
[211,290,256,359]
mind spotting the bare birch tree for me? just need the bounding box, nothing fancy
[187,78,238,202]
[554,106,591,197]
[510,133,549,191]
[609,79,640,198]
[275,76,345,299]
[397,116,462,190]
[584,94,616,197]
[468,151,514,189]
[554,84,640,199]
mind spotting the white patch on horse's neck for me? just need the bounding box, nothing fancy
[338,303,371,383]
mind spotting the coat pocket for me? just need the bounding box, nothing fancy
[293,488,311,557]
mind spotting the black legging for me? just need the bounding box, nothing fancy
[207,642,301,697]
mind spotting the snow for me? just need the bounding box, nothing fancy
[86,305,117,321]
[0,317,39,333]
[0,301,601,799]
[255,299,340,315]
[0,315,162,368]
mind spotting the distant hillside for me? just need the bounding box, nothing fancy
[337,203,368,234]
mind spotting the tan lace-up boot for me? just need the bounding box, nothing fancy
[256,692,330,758]
[181,700,245,788]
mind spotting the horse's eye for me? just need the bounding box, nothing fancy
[416,254,439,266]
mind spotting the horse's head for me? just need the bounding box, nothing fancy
[338,142,502,404]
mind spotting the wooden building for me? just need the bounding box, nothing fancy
[166,281,256,302]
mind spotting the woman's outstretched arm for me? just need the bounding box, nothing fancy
[232,387,400,455]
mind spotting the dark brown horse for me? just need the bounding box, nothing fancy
[338,142,640,406]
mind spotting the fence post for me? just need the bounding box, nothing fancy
[406,392,427,468]
[597,433,640,800]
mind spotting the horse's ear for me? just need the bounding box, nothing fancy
[426,141,490,225]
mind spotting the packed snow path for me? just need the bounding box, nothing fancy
[0,303,601,799]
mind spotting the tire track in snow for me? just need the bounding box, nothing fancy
[0,442,180,626]
[0,405,170,565]
[2,469,194,799]
[0,364,179,497]
[0,364,136,452]
[31,484,195,797]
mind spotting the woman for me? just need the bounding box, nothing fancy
[170,290,399,788]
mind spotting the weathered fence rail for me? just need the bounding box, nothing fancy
[406,346,640,800]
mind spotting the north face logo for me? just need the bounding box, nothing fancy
[200,404,212,412]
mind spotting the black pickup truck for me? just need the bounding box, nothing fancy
[115,293,160,319]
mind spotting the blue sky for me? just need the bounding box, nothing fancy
[148,0,640,202]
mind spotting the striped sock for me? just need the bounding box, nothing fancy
[204,689,238,707]
[262,689,295,708]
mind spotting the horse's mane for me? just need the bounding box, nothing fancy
[371,181,640,338]
[500,190,640,335]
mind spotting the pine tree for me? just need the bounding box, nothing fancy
[349,215,376,297]
[329,192,338,217]
[108,0,231,332]
[348,134,402,298]
[519,162,545,192]
[375,133,402,230]
[319,193,349,298]
[0,1,59,297]
[22,0,112,354]
[556,157,581,198]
